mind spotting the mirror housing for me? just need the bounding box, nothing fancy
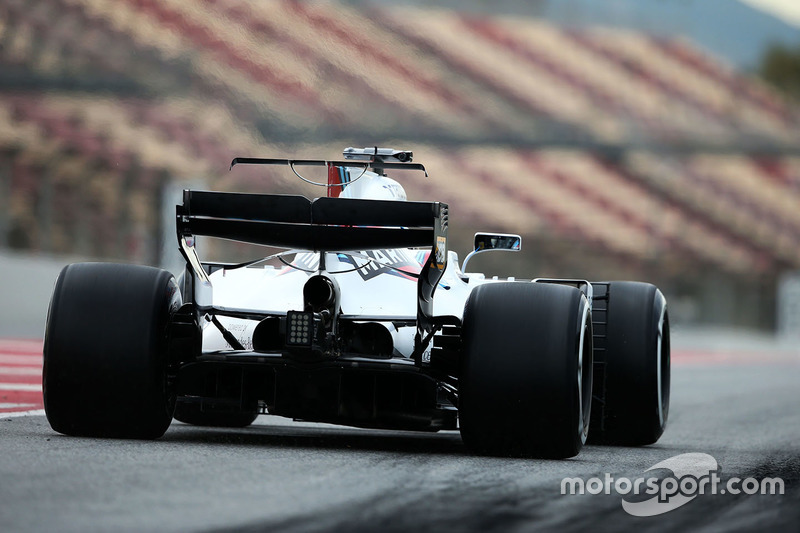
[461,232,522,272]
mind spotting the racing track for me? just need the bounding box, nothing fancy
[1,334,798,532]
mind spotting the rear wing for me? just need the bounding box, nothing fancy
[176,190,443,251]
[176,190,449,352]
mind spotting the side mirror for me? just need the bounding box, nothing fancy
[461,232,522,272]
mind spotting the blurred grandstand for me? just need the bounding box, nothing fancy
[1,0,799,329]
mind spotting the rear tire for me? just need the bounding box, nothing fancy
[43,263,180,439]
[589,281,669,445]
[459,283,593,458]
[174,403,259,428]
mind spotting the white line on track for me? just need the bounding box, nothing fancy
[0,366,42,375]
[0,383,42,391]
[0,403,37,409]
[1,409,46,418]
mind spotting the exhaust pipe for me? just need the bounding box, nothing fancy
[303,275,338,311]
[303,274,341,329]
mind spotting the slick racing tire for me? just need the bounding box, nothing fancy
[173,403,259,428]
[459,283,593,458]
[44,263,180,439]
[588,282,670,446]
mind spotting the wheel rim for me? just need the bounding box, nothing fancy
[577,303,593,444]
[656,296,670,429]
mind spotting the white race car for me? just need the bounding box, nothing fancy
[43,147,670,458]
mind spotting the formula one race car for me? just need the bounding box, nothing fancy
[43,147,670,458]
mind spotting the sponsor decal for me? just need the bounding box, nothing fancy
[292,252,320,272]
[286,250,421,281]
[337,250,419,281]
[434,236,446,270]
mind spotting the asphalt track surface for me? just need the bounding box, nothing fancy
[1,340,799,532]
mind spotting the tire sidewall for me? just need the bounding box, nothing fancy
[43,262,180,438]
[460,282,591,458]
[597,281,669,445]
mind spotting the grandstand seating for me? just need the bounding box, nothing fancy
[3,0,179,94]
[459,16,730,144]
[378,6,624,142]
[657,37,799,125]
[2,0,800,281]
[572,27,799,144]
[622,151,792,272]
[527,151,752,271]
[69,0,351,129]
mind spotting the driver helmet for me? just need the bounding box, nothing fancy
[339,169,407,201]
